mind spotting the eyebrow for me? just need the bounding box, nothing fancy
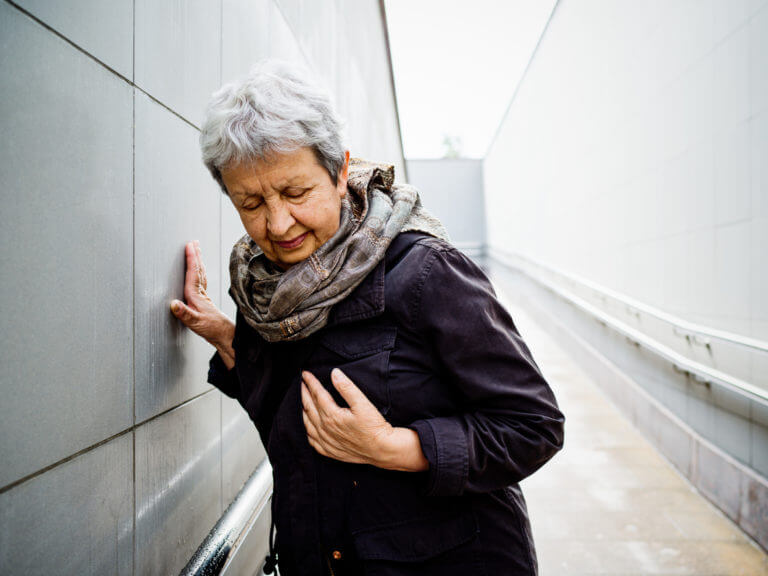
[281,174,309,187]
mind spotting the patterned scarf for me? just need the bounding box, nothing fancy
[228,158,450,342]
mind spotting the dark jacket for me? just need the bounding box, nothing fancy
[208,232,565,576]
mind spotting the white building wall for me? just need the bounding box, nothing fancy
[484,0,767,340]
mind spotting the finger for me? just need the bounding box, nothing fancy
[194,240,208,291]
[304,428,346,461]
[302,371,342,416]
[183,242,204,302]
[302,408,341,450]
[302,407,320,440]
[331,368,374,412]
[306,433,328,456]
[170,299,200,326]
[301,381,322,425]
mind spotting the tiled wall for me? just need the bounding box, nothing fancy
[0,1,404,573]
[484,0,767,341]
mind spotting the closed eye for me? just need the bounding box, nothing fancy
[240,199,263,211]
[283,186,310,198]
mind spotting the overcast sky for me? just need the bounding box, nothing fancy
[384,0,556,159]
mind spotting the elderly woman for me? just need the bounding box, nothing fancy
[171,60,564,576]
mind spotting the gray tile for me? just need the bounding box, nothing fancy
[221,0,270,84]
[712,401,752,465]
[13,0,133,78]
[134,0,222,125]
[222,395,266,504]
[686,386,716,443]
[695,441,744,523]
[712,382,752,419]
[135,392,222,576]
[752,396,768,427]
[751,420,768,477]
[739,465,768,551]
[656,409,693,478]
[0,2,133,487]
[134,91,223,422]
[0,434,133,576]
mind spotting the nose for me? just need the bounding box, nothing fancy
[266,198,295,238]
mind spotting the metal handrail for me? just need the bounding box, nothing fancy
[501,250,768,354]
[180,459,273,576]
[488,249,768,406]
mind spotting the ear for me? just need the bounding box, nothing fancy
[337,150,350,197]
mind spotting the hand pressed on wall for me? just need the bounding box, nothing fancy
[171,240,236,369]
[301,368,429,473]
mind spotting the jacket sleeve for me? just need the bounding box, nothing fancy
[405,245,565,497]
[207,350,240,399]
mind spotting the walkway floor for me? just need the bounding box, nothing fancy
[494,287,768,575]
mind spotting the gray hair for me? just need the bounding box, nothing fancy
[200,60,346,194]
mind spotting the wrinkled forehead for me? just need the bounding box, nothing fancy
[222,148,322,197]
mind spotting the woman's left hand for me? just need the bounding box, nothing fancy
[301,369,429,472]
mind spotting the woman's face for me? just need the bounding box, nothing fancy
[221,147,349,270]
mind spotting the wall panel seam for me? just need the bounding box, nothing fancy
[484,0,560,157]
[132,0,137,572]
[0,388,220,495]
[3,0,133,85]
[3,0,204,133]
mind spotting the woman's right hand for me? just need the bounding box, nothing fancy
[171,240,236,369]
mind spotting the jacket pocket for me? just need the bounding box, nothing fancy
[351,512,479,562]
[316,324,397,415]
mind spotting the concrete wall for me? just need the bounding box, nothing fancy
[406,158,485,258]
[0,1,404,573]
[485,0,767,340]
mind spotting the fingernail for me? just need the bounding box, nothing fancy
[171,300,179,313]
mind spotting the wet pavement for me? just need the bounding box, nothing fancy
[496,288,768,575]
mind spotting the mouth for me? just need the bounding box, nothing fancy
[275,232,308,250]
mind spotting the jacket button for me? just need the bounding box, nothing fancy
[352,480,358,488]
[332,550,342,560]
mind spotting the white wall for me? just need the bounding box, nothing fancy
[485,0,767,339]
[406,158,485,256]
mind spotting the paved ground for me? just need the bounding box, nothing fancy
[495,288,768,576]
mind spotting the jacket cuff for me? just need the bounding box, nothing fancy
[207,351,239,399]
[407,417,468,497]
